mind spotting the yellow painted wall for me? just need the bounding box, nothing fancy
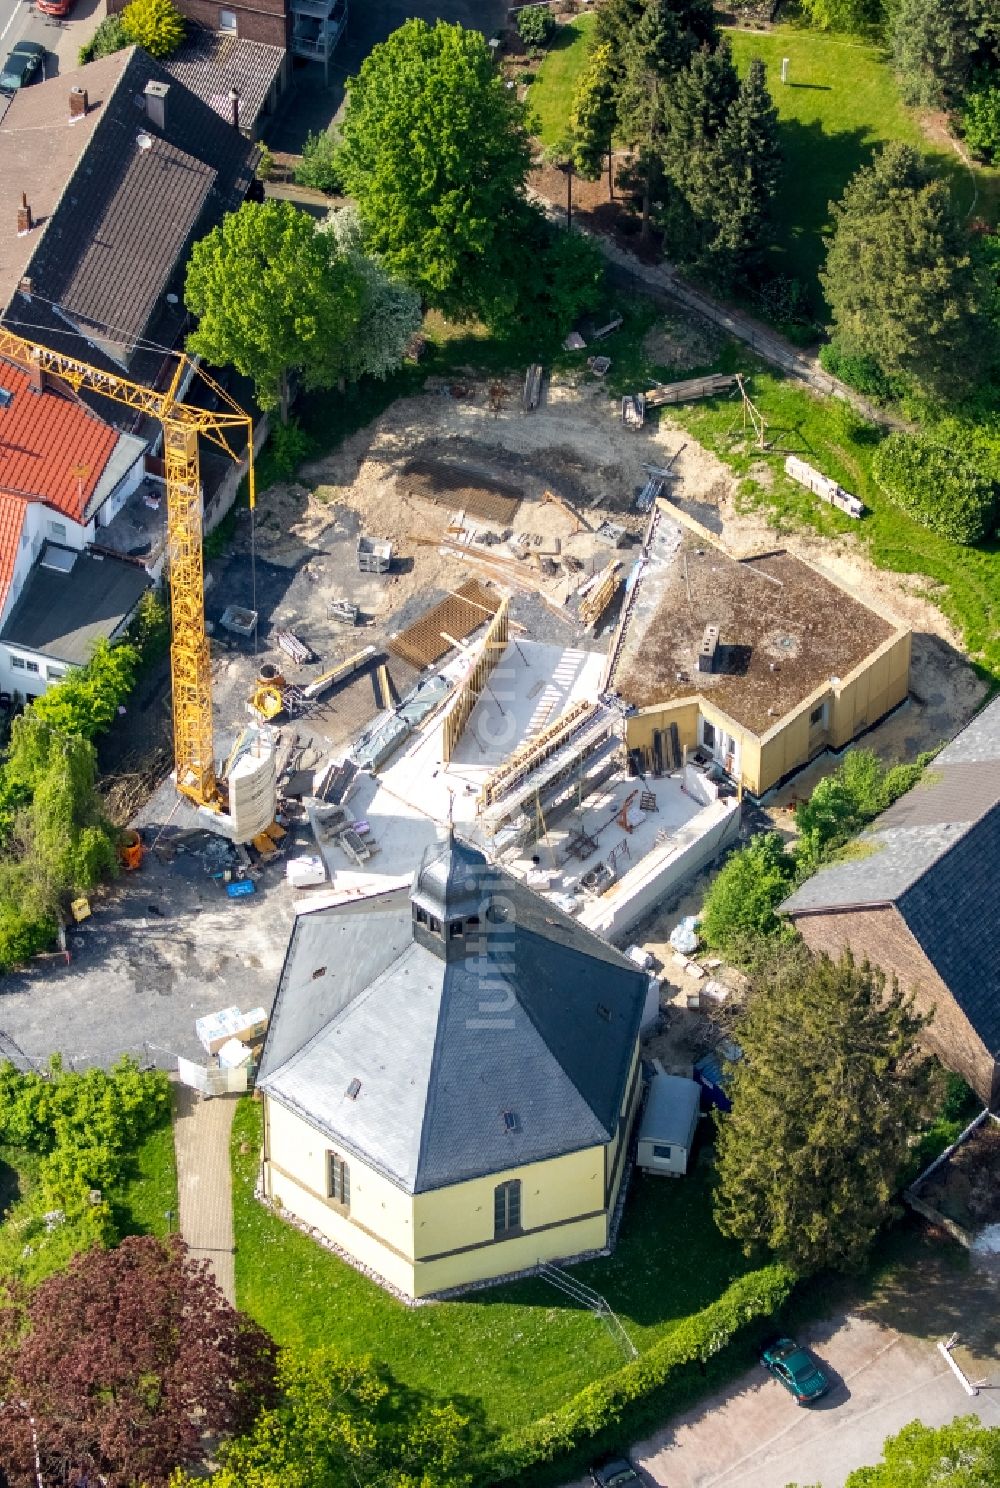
[622,632,910,796]
[264,1028,645,1299]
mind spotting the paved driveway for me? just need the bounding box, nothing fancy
[570,1247,1000,1488]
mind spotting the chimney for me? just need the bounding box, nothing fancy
[68,85,88,122]
[229,85,240,133]
[16,192,32,237]
[18,276,31,300]
[27,353,49,396]
[143,80,169,132]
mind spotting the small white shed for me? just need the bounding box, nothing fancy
[637,1073,701,1176]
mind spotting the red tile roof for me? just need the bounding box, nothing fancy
[0,354,123,621]
[0,493,28,622]
[0,356,120,522]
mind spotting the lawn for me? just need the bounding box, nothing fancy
[231,1098,750,1434]
[526,14,596,149]
[727,28,999,296]
[116,1096,179,1239]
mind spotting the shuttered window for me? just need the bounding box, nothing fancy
[494,1179,521,1238]
[327,1152,350,1209]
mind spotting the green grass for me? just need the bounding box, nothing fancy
[526,15,596,149]
[231,1099,749,1434]
[728,28,1000,297]
[115,1099,179,1240]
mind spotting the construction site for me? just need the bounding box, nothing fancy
[0,336,988,1075]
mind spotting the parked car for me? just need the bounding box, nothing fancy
[37,0,76,16]
[760,1335,830,1405]
[0,41,46,93]
[590,1457,643,1488]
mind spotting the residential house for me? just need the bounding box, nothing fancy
[0,352,150,698]
[0,48,257,413]
[612,508,911,796]
[107,0,346,79]
[782,697,1000,1109]
[256,835,649,1299]
[161,25,288,139]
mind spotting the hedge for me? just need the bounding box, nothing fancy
[872,431,998,545]
[477,1263,795,1485]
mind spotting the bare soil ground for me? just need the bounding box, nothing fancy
[919,1121,1000,1232]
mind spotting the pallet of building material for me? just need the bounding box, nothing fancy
[644,373,739,408]
[784,455,863,518]
[622,394,645,429]
[275,630,314,666]
[219,604,258,638]
[301,646,377,701]
[577,559,616,627]
[357,534,393,573]
[338,828,372,866]
[522,363,544,412]
[327,599,359,626]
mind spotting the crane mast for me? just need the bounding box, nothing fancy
[0,327,256,811]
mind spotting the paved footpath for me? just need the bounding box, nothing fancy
[173,1083,239,1304]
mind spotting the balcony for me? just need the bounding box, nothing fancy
[290,0,347,62]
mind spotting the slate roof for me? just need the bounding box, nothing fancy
[1,545,151,664]
[0,47,256,383]
[259,837,648,1194]
[782,697,1000,1055]
[163,27,286,137]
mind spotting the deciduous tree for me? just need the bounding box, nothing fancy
[319,206,422,382]
[700,832,798,963]
[844,1415,1000,1486]
[0,1235,276,1488]
[713,950,935,1274]
[172,1345,475,1488]
[120,0,185,57]
[185,200,363,422]
[336,19,532,324]
[821,143,990,400]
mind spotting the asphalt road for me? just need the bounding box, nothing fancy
[0,0,103,87]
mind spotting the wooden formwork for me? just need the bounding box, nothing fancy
[441,598,510,763]
[387,581,501,670]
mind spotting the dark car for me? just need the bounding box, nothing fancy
[760,1335,830,1405]
[590,1457,643,1488]
[0,41,46,93]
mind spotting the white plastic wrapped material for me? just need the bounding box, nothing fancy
[627,945,653,970]
[669,915,700,955]
[286,854,327,888]
[217,1038,252,1070]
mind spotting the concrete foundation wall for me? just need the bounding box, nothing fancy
[580,798,741,942]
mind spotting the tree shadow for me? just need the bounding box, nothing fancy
[0,1157,20,1223]
[785,82,833,91]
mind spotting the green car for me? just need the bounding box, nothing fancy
[760,1336,830,1405]
[0,40,46,93]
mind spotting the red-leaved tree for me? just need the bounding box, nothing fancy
[0,1234,276,1488]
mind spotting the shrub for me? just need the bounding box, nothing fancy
[872,431,999,544]
[294,131,343,194]
[700,833,798,963]
[794,748,927,870]
[516,4,556,49]
[27,638,139,742]
[263,419,315,483]
[818,340,907,405]
[962,70,1000,165]
[753,274,814,331]
[77,13,127,64]
[480,1264,795,1483]
[120,0,186,57]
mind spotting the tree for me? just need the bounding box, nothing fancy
[821,143,990,400]
[962,70,1000,165]
[794,748,925,869]
[336,19,533,324]
[837,1416,1000,1487]
[570,41,617,181]
[696,54,782,278]
[798,0,883,30]
[891,0,999,110]
[319,206,422,382]
[517,4,556,49]
[185,200,363,422]
[172,1345,475,1488]
[294,130,343,194]
[27,637,138,741]
[700,831,797,963]
[713,949,935,1274]
[872,431,999,543]
[0,1236,276,1488]
[595,0,717,90]
[120,0,185,57]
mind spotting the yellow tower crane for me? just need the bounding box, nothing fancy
[0,327,256,811]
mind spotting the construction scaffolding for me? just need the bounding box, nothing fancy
[441,598,510,763]
[477,699,594,812]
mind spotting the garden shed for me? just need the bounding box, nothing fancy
[637,1073,701,1176]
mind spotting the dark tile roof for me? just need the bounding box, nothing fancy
[163,27,286,136]
[782,696,1000,1054]
[1,545,151,664]
[259,838,648,1194]
[0,46,256,373]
